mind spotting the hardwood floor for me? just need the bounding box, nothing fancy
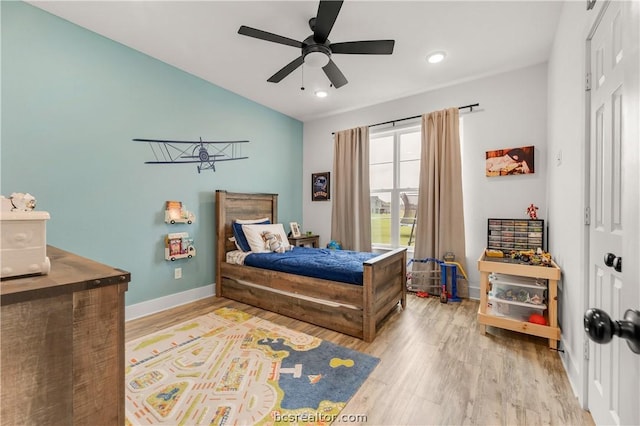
[126,294,594,425]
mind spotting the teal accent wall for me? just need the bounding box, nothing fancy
[1,2,303,305]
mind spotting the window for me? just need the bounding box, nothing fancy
[369,123,421,249]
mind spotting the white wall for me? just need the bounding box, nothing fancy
[303,63,549,298]
[302,0,622,409]
[546,0,609,408]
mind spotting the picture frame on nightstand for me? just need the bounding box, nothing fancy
[290,222,301,238]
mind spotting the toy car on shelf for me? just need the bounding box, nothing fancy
[165,201,195,224]
[165,232,196,261]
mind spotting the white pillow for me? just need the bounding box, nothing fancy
[232,217,271,252]
[235,217,269,224]
[242,223,291,253]
[228,236,242,251]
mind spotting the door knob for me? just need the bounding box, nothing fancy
[584,308,640,354]
[604,253,616,267]
[613,256,622,272]
[603,253,622,272]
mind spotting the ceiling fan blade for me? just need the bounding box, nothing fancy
[238,25,303,48]
[314,0,343,43]
[330,40,395,55]
[268,56,305,83]
[322,59,348,88]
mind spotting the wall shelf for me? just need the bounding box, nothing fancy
[165,232,196,261]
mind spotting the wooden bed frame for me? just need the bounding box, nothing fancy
[215,190,407,342]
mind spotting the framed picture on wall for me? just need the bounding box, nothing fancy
[485,145,535,177]
[312,172,330,201]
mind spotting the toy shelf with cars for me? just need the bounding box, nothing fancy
[165,200,195,224]
[477,249,561,349]
[165,232,196,261]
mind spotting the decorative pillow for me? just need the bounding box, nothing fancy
[262,231,291,253]
[232,218,270,252]
[235,217,270,224]
[241,223,291,253]
[228,236,243,251]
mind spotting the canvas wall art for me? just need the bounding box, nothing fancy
[312,172,330,201]
[485,145,535,177]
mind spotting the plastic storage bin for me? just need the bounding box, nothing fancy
[489,273,546,305]
[487,218,544,252]
[0,211,51,278]
[488,273,547,321]
[490,300,546,322]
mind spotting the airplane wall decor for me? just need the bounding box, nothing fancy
[134,137,249,173]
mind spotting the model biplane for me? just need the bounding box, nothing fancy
[133,137,249,173]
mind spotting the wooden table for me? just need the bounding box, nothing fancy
[1,246,130,425]
[288,234,320,248]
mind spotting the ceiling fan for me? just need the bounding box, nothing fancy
[238,0,395,89]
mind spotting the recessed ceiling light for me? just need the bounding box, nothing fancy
[427,51,446,64]
[314,90,328,98]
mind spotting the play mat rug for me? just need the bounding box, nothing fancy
[125,307,379,425]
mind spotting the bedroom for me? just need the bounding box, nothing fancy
[1,1,639,425]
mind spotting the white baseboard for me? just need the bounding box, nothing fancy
[468,285,480,300]
[559,337,587,409]
[125,284,215,322]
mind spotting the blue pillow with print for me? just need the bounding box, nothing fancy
[232,219,270,252]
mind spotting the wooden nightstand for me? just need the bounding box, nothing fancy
[288,235,320,248]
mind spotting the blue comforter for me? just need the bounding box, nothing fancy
[244,247,378,285]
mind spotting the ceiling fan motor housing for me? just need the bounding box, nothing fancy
[302,39,331,67]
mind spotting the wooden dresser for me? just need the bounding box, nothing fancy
[1,246,130,425]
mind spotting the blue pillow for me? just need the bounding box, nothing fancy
[232,219,270,252]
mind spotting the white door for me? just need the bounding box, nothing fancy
[587,1,640,425]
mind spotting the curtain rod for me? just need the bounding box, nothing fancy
[368,103,480,129]
[331,103,479,135]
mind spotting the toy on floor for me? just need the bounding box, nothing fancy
[406,257,468,302]
[442,261,468,303]
[528,313,547,325]
[406,257,441,296]
[326,240,342,250]
[440,283,448,303]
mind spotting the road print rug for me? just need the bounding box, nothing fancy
[125,307,379,425]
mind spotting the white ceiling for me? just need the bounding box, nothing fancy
[28,1,563,122]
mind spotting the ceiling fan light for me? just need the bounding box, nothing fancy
[427,51,446,64]
[305,51,330,68]
[314,90,328,98]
